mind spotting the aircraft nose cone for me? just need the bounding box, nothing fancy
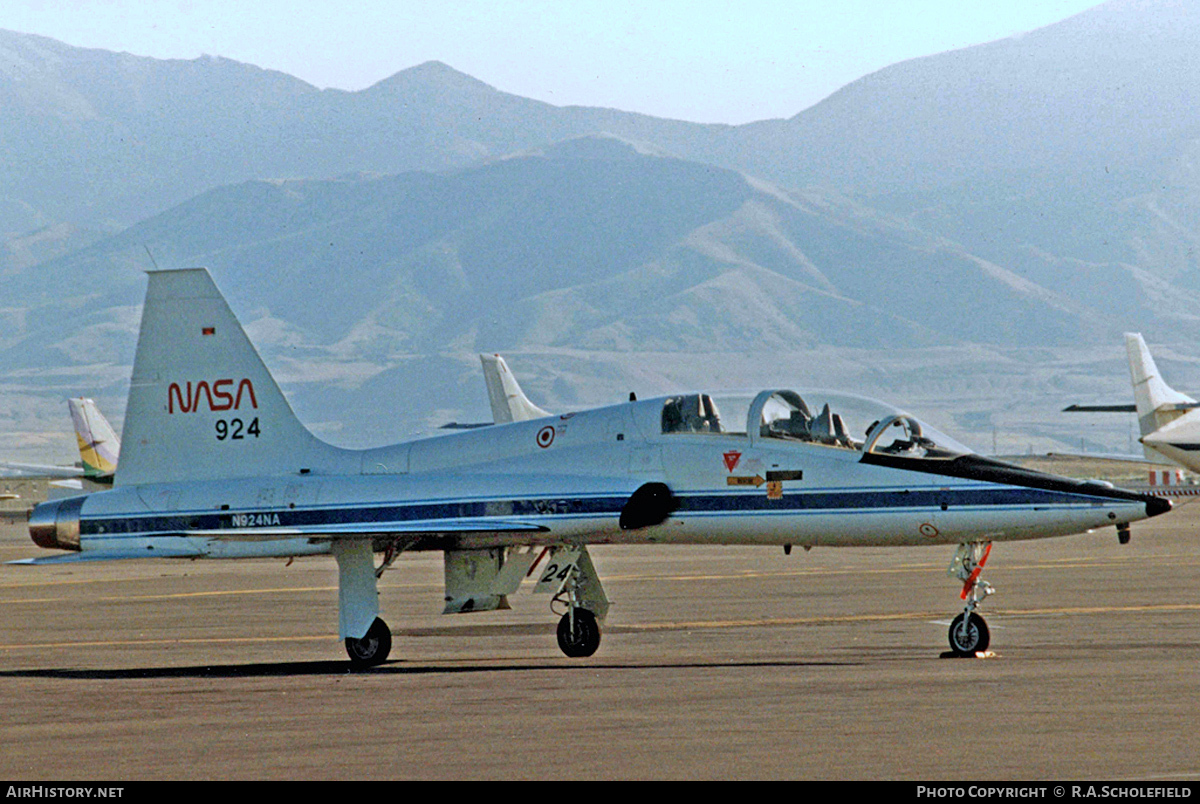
[1145,494,1173,518]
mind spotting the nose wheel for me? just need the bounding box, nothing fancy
[948,611,990,655]
[946,542,994,657]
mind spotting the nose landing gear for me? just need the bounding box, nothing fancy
[946,542,994,657]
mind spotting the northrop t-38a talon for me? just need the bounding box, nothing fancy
[17,269,1171,665]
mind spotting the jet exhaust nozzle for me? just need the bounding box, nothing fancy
[28,496,84,551]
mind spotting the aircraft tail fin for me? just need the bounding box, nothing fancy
[115,268,335,487]
[1126,332,1196,438]
[68,398,120,477]
[480,354,551,424]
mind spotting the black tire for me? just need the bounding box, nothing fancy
[948,611,990,655]
[345,617,392,668]
[556,609,601,658]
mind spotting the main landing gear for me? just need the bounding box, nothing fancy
[345,616,392,668]
[334,539,397,669]
[946,542,994,656]
[557,607,601,658]
[551,558,603,657]
[342,539,410,667]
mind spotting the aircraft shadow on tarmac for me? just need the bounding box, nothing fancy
[0,658,857,680]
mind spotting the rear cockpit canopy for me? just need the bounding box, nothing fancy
[659,390,971,457]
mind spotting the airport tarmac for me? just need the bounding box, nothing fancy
[1,499,1199,781]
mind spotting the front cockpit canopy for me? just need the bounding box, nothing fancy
[660,393,724,434]
[660,389,971,458]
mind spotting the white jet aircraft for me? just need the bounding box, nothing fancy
[480,353,551,424]
[17,269,1171,665]
[1065,333,1200,474]
[1,397,120,483]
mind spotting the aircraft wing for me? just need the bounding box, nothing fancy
[7,519,550,564]
[0,461,85,478]
[1062,404,1137,412]
[1063,403,1200,413]
[1040,451,1174,464]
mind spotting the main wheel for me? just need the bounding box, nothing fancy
[948,611,990,655]
[556,609,601,658]
[345,617,392,668]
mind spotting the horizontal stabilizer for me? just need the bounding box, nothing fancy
[8,546,205,564]
[0,461,84,478]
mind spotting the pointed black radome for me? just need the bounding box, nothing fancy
[620,483,678,530]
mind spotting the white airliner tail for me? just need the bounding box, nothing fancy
[480,354,551,423]
[68,398,120,477]
[1126,332,1196,437]
[115,268,341,486]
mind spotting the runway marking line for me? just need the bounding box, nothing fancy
[5,553,1200,605]
[600,553,1200,584]
[634,601,1200,632]
[0,634,336,650]
[3,602,1200,652]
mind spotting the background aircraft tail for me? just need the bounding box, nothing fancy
[1125,332,1196,438]
[68,398,119,477]
[115,268,342,486]
[480,354,551,423]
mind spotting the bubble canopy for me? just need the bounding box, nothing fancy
[658,389,973,457]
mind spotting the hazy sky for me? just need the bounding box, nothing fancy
[2,1,1107,123]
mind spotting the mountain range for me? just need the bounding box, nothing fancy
[3,0,1200,461]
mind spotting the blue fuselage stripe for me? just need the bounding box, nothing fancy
[79,485,1121,537]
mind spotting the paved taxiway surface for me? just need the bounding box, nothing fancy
[1,499,1199,781]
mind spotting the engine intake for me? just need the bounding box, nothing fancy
[619,483,677,530]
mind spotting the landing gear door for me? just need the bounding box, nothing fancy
[533,546,580,594]
[532,545,609,622]
[442,548,510,614]
[490,546,540,596]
